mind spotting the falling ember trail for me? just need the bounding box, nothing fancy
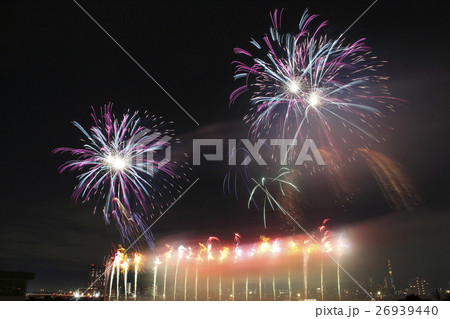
[358,149,420,211]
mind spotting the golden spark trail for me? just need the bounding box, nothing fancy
[245,273,249,301]
[116,262,120,301]
[173,260,179,300]
[288,267,292,301]
[337,256,341,301]
[259,273,262,301]
[272,273,276,301]
[109,263,115,301]
[163,262,168,301]
[206,262,210,300]
[194,263,199,301]
[134,254,142,301]
[303,245,309,300]
[231,277,235,301]
[123,260,129,301]
[162,244,173,301]
[320,256,324,301]
[219,247,229,301]
[196,243,207,301]
[153,266,158,301]
[184,264,189,301]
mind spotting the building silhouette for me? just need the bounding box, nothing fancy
[408,276,431,297]
[88,264,106,294]
[0,271,35,301]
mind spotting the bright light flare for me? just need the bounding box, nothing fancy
[337,234,350,255]
[186,247,195,260]
[105,154,129,172]
[134,253,142,265]
[258,236,271,254]
[164,244,174,262]
[219,247,230,262]
[287,81,300,94]
[197,243,208,262]
[308,92,320,108]
[177,245,187,260]
[206,237,220,261]
[154,256,162,266]
[271,238,281,254]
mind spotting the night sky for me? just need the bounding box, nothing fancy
[1,1,449,292]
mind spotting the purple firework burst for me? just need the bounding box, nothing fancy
[231,9,400,160]
[54,102,189,248]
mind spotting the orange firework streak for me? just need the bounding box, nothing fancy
[184,247,194,301]
[232,233,242,301]
[287,239,300,300]
[133,253,143,301]
[318,219,334,301]
[256,236,271,300]
[336,234,349,301]
[303,239,312,300]
[206,236,220,301]
[173,246,186,300]
[271,238,281,301]
[122,259,130,301]
[219,247,230,301]
[115,246,126,301]
[108,246,124,301]
[153,256,161,301]
[195,243,207,301]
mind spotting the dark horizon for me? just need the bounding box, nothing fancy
[1,1,449,294]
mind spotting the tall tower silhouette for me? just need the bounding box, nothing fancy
[387,259,395,291]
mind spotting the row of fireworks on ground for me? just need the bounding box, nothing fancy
[105,219,351,300]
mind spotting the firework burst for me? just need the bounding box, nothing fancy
[248,168,299,228]
[54,102,189,247]
[231,9,399,158]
